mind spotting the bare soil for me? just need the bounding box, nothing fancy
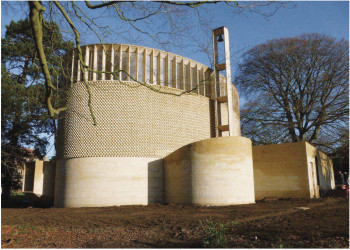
[1,193,349,248]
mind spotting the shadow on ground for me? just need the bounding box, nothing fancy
[1,193,53,208]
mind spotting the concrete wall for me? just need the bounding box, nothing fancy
[22,161,56,197]
[23,162,35,192]
[32,161,44,195]
[305,143,335,192]
[42,161,56,197]
[55,157,164,208]
[164,136,255,206]
[253,142,311,200]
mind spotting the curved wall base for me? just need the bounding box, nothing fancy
[54,157,163,208]
[164,136,255,206]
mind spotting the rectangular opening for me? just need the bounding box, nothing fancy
[121,50,128,81]
[97,50,103,80]
[153,55,158,84]
[88,50,94,81]
[73,52,79,82]
[130,52,136,81]
[80,52,85,81]
[168,59,173,87]
[113,50,120,80]
[176,61,181,89]
[160,57,165,86]
[191,67,195,91]
[315,156,320,185]
[105,50,112,80]
[145,53,151,83]
[199,68,203,95]
[138,52,144,82]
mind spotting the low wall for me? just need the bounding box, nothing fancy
[164,136,255,206]
[252,142,311,200]
[54,157,164,208]
[305,143,335,191]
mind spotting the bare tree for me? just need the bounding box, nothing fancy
[26,0,288,125]
[236,33,349,146]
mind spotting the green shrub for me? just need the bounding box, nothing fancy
[200,219,237,248]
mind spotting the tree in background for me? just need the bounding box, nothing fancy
[26,0,287,125]
[236,34,349,150]
[1,19,73,199]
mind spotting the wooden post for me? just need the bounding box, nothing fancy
[127,45,130,81]
[135,47,139,82]
[110,44,114,80]
[157,52,161,85]
[93,45,97,81]
[77,51,81,82]
[70,50,75,82]
[102,45,106,80]
[150,49,154,84]
[165,54,169,87]
[84,46,89,81]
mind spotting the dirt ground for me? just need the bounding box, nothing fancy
[1,193,349,248]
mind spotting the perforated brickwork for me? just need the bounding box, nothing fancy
[57,81,240,159]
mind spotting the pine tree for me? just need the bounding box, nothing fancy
[1,19,73,199]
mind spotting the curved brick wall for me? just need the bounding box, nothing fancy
[57,81,239,158]
[57,44,241,159]
[57,81,240,159]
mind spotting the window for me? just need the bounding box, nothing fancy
[88,50,94,81]
[138,52,144,82]
[191,67,196,90]
[97,50,103,80]
[72,52,79,82]
[121,50,128,81]
[160,57,165,86]
[184,64,188,90]
[113,50,120,80]
[153,55,158,84]
[168,59,173,87]
[130,52,136,81]
[176,62,180,89]
[199,69,203,94]
[105,50,112,80]
[145,54,151,83]
[80,52,85,81]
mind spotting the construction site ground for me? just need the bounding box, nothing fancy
[1,191,349,248]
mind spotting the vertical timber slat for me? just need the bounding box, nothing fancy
[102,46,106,80]
[110,44,115,80]
[93,45,97,81]
[84,46,89,81]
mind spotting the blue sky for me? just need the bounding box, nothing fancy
[2,1,348,64]
[1,1,349,158]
